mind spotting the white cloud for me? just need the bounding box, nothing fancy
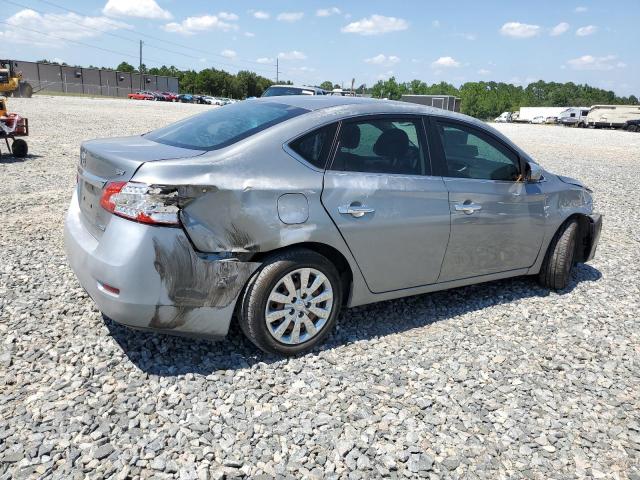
[289,66,315,73]
[478,68,491,75]
[277,50,307,60]
[432,20,440,28]
[316,7,341,17]
[550,22,570,36]
[218,12,238,21]
[500,22,540,38]
[0,9,128,46]
[342,14,409,35]
[244,31,255,37]
[432,56,460,68]
[163,15,238,35]
[220,49,236,59]
[456,32,477,40]
[576,25,598,36]
[252,11,270,20]
[567,54,626,71]
[364,54,400,66]
[256,57,274,64]
[103,0,171,20]
[277,12,304,22]
[575,6,588,13]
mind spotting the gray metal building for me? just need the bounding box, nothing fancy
[10,60,179,97]
[400,95,461,112]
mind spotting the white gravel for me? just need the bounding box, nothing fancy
[1,96,639,479]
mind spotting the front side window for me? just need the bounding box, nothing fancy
[436,121,521,181]
[289,123,337,169]
[330,118,428,175]
[146,101,307,150]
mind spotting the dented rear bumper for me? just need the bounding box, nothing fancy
[64,191,261,338]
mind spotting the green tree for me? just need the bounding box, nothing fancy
[319,81,333,91]
[116,61,135,72]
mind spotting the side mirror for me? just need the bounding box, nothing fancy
[526,162,544,183]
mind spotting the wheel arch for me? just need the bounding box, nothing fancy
[249,242,354,306]
[556,213,593,263]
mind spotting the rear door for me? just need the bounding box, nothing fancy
[429,118,546,282]
[321,115,451,293]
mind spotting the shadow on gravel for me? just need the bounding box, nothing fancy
[105,263,601,376]
[0,153,43,164]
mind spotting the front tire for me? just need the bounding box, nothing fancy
[238,249,342,355]
[538,220,578,290]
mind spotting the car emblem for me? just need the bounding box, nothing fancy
[80,150,87,167]
[115,169,125,176]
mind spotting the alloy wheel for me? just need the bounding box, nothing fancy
[264,268,334,345]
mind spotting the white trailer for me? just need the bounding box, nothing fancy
[559,107,590,127]
[514,107,568,123]
[586,105,640,128]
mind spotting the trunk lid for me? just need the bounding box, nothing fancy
[76,135,204,239]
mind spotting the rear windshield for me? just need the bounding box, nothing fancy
[262,86,316,97]
[145,101,307,150]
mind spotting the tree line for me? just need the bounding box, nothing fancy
[37,59,640,118]
[369,77,639,119]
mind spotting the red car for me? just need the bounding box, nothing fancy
[128,91,154,100]
[161,92,178,102]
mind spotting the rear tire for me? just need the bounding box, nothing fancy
[11,139,28,158]
[628,125,638,133]
[538,219,578,290]
[238,249,342,355]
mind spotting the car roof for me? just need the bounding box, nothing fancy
[253,95,468,119]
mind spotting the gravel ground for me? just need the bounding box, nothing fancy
[1,96,639,479]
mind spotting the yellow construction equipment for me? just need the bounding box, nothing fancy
[0,59,33,98]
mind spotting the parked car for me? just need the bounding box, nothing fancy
[545,116,558,124]
[177,94,193,103]
[65,97,602,355]
[162,92,178,102]
[531,116,546,124]
[262,85,327,97]
[623,119,640,132]
[494,112,512,123]
[128,91,154,100]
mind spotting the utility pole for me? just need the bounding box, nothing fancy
[276,58,279,84]
[139,40,143,90]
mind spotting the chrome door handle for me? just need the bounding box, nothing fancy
[338,204,375,218]
[454,203,482,215]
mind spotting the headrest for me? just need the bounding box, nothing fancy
[339,124,361,149]
[373,128,409,158]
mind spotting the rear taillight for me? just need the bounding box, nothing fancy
[100,181,180,226]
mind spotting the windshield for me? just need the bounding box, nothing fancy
[145,101,307,150]
[262,86,316,97]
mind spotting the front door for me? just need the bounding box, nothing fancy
[321,116,451,293]
[431,119,546,282]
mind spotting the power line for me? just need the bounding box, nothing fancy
[0,20,171,67]
[32,0,278,69]
[4,0,276,76]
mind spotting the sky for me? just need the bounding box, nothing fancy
[0,0,637,96]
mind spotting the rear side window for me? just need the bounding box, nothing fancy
[146,101,307,150]
[289,124,337,169]
[330,117,428,175]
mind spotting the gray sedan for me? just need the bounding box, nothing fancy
[64,96,602,355]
